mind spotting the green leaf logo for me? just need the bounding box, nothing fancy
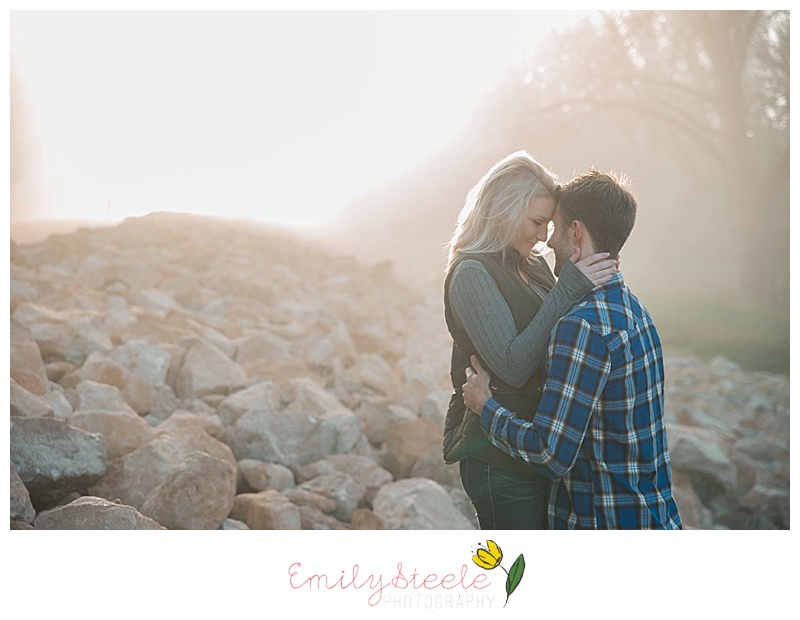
[504,554,525,607]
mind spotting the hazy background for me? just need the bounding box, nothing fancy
[9,10,791,374]
[10,10,586,227]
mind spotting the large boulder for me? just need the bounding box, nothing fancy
[10,461,36,525]
[296,454,393,505]
[70,409,156,461]
[419,389,451,427]
[173,338,248,398]
[41,387,74,419]
[669,425,739,500]
[237,459,295,494]
[296,505,350,530]
[217,380,281,427]
[230,407,370,471]
[61,352,156,415]
[340,353,403,398]
[350,508,389,530]
[73,380,139,415]
[13,302,113,365]
[350,325,404,364]
[372,478,476,530]
[284,377,351,415]
[34,496,165,530]
[10,378,55,418]
[10,416,109,509]
[409,446,461,490]
[228,490,302,530]
[670,471,715,530]
[89,426,236,509]
[295,472,366,522]
[233,330,294,365]
[351,396,394,446]
[284,487,338,514]
[108,340,172,386]
[381,418,442,480]
[139,451,237,529]
[10,337,49,395]
[219,518,250,531]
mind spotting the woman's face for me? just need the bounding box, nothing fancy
[512,194,556,258]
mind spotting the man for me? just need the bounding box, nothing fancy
[462,169,682,529]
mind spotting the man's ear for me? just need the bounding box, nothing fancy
[572,220,586,245]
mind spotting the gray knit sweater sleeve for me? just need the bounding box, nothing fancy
[448,258,593,388]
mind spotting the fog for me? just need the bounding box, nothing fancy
[9,10,790,374]
[9,10,587,227]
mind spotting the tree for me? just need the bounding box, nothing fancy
[481,10,789,302]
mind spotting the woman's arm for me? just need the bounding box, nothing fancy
[449,258,594,388]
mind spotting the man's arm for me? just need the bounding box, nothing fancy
[463,315,612,479]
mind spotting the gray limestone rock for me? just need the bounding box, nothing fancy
[10,461,36,525]
[10,416,109,509]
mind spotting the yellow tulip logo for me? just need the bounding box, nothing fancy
[472,539,503,569]
[471,540,525,608]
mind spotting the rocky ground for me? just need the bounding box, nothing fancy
[9,213,789,529]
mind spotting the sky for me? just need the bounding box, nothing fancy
[10,10,593,228]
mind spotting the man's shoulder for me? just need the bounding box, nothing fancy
[552,306,598,341]
[561,287,614,321]
[558,277,634,328]
[559,278,661,347]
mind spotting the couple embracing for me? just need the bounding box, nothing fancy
[442,151,682,530]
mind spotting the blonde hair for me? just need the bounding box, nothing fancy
[445,151,558,272]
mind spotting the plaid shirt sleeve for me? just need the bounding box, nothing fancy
[480,313,612,479]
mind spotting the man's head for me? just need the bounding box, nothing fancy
[548,169,637,276]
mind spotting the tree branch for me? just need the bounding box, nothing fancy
[524,95,729,168]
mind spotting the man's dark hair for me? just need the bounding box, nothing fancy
[556,169,637,257]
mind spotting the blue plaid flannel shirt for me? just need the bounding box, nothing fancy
[480,273,682,529]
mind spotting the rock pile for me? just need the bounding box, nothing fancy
[9,213,789,529]
[664,354,789,529]
[10,213,469,530]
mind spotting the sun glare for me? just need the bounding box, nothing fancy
[11,11,589,230]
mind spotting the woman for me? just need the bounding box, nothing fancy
[442,151,617,529]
